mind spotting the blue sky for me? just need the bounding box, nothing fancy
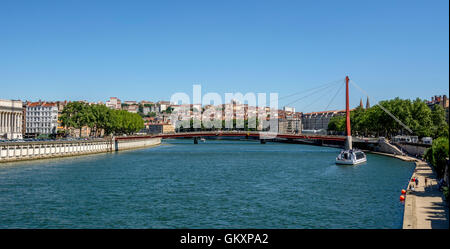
[0,0,448,113]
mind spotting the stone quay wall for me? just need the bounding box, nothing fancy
[0,137,161,163]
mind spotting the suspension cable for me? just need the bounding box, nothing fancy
[277,78,344,102]
[282,79,343,107]
[324,80,345,111]
[300,81,344,111]
[350,79,413,134]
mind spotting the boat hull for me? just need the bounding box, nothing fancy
[335,158,367,165]
[335,149,367,165]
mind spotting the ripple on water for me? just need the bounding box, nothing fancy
[0,140,415,228]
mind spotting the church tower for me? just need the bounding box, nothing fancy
[366,96,370,109]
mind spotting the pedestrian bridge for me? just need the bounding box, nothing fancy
[115,131,384,148]
[116,131,347,142]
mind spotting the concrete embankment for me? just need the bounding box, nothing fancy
[114,137,161,151]
[365,151,418,162]
[366,141,449,229]
[403,160,449,229]
[360,149,449,229]
[394,142,430,158]
[0,137,161,163]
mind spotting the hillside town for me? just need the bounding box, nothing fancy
[0,95,448,141]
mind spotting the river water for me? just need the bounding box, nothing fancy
[0,139,415,228]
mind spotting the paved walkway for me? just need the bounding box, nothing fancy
[403,160,449,229]
[367,151,418,162]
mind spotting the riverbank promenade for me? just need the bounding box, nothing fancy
[403,160,449,229]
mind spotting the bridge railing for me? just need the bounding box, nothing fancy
[115,131,348,142]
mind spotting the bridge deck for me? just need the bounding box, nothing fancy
[115,132,348,142]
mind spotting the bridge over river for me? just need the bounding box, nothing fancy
[116,131,380,147]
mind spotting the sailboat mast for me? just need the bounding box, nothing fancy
[345,76,352,150]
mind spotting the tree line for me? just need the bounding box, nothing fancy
[328,97,449,139]
[59,102,144,137]
[424,136,449,204]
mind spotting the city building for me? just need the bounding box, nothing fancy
[25,101,58,136]
[301,109,348,131]
[22,101,28,136]
[147,123,175,134]
[122,104,138,113]
[140,101,156,115]
[142,106,151,115]
[278,112,302,134]
[123,100,137,105]
[140,100,154,105]
[427,95,449,123]
[0,99,23,139]
[106,97,121,110]
[157,101,170,113]
[427,95,449,109]
[283,106,295,113]
[358,97,371,109]
[55,101,67,134]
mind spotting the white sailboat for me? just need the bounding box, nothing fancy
[335,76,367,165]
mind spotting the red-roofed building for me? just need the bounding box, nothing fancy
[427,95,449,123]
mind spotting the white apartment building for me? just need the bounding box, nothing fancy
[157,101,171,112]
[0,99,23,139]
[106,97,121,110]
[283,106,296,113]
[25,102,58,135]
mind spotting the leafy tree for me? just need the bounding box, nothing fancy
[60,102,144,137]
[328,97,439,139]
[431,105,449,138]
[59,102,90,137]
[424,137,449,178]
[350,106,367,136]
[90,104,111,137]
[165,107,174,114]
[409,98,432,137]
[328,115,345,134]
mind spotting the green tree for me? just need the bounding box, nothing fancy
[424,137,449,178]
[409,98,433,137]
[350,106,367,136]
[60,102,144,137]
[328,115,346,134]
[89,104,110,137]
[329,97,435,138]
[59,102,91,137]
[431,105,449,138]
[165,107,174,114]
